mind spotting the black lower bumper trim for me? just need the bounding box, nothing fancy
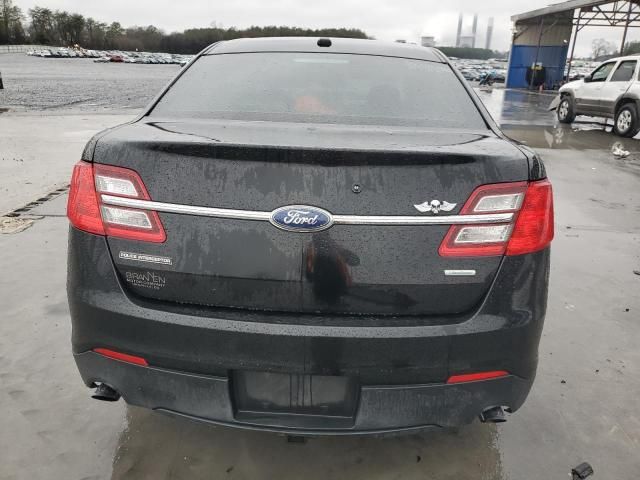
[156,408,442,437]
[75,351,534,434]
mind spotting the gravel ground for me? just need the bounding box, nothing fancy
[0,53,178,112]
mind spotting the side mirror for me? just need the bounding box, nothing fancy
[583,74,592,83]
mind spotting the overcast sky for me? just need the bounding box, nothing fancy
[15,0,638,56]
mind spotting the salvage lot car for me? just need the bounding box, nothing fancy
[556,54,640,137]
[66,37,554,435]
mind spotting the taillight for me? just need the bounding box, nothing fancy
[67,161,166,243]
[67,162,105,235]
[439,179,553,257]
[506,180,554,256]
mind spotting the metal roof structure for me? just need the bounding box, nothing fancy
[512,0,640,24]
[511,1,640,84]
[513,1,640,36]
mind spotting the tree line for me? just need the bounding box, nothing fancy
[0,0,368,53]
[437,47,506,60]
[592,38,640,61]
[622,40,640,56]
[0,0,26,43]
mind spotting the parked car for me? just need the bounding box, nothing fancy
[555,55,640,137]
[66,37,554,435]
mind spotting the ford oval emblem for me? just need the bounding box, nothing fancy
[270,205,334,232]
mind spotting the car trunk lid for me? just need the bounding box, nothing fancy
[95,120,528,316]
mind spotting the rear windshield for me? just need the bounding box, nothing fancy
[150,52,487,129]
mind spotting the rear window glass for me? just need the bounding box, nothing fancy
[611,60,637,82]
[150,52,487,129]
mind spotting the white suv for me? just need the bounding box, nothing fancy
[556,55,640,137]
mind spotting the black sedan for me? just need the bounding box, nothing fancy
[66,37,554,435]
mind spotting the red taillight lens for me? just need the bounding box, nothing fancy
[446,370,509,384]
[93,348,149,366]
[67,162,105,235]
[439,179,553,257]
[67,161,166,243]
[506,180,554,256]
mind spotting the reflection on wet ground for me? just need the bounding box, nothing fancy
[478,87,640,176]
[503,122,617,150]
[477,87,558,127]
[504,123,640,175]
[112,407,502,479]
[504,123,640,179]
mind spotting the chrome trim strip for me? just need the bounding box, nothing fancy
[101,195,514,226]
[444,269,477,277]
[331,214,512,225]
[101,195,272,221]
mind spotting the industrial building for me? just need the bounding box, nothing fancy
[507,0,640,89]
[421,36,436,47]
[485,17,494,50]
[457,36,475,48]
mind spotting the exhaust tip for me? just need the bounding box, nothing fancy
[479,406,507,423]
[92,383,121,402]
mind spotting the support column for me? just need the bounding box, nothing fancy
[529,17,545,90]
[621,1,633,54]
[566,12,581,82]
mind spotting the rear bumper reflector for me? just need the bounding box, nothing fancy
[100,194,515,226]
[93,348,149,367]
[446,370,509,384]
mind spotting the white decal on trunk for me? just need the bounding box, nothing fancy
[125,271,167,290]
[414,200,457,214]
[119,251,173,266]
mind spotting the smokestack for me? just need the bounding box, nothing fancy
[485,17,494,50]
[456,13,463,47]
[472,14,478,48]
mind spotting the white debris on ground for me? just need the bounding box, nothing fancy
[612,144,631,158]
[0,217,37,234]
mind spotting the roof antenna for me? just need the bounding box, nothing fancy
[317,38,332,47]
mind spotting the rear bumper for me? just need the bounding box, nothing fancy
[75,350,533,434]
[68,227,549,433]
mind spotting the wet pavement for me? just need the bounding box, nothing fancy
[1,75,640,479]
[478,87,559,127]
[0,113,135,216]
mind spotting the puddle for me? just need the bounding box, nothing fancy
[502,123,637,151]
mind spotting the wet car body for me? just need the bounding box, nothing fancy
[67,37,553,434]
